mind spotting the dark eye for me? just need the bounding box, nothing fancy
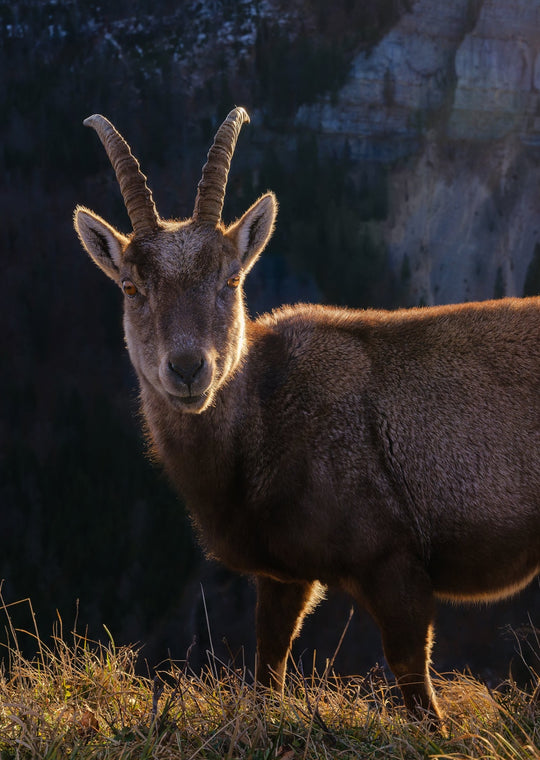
[122,279,138,297]
[226,275,241,289]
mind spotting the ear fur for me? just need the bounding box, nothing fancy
[226,192,277,272]
[74,206,129,282]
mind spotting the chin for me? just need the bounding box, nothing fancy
[167,390,214,414]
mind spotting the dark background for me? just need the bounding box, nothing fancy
[1,0,539,687]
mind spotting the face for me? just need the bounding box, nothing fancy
[75,187,277,413]
[121,224,246,414]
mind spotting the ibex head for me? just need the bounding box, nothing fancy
[74,108,277,413]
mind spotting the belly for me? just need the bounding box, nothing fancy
[429,537,539,602]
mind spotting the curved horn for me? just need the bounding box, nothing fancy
[84,114,160,236]
[193,107,250,226]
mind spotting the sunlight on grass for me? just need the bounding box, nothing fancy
[0,596,538,759]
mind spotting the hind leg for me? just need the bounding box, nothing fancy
[354,552,441,721]
[255,576,323,691]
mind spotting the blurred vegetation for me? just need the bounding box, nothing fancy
[524,243,540,296]
[254,19,354,125]
[494,266,506,299]
[254,135,394,308]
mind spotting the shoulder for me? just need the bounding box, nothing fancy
[246,304,373,398]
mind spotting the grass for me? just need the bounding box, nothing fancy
[0,597,539,759]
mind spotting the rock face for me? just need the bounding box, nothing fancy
[297,0,540,305]
[450,0,540,140]
[386,132,540,305]
[297,0,473,160]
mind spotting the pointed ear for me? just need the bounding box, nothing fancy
[225,192,277,273]
[74,206,129,282]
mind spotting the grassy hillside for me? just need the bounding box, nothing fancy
[0,598,538,759]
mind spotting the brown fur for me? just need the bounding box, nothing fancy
[74,118,540,724]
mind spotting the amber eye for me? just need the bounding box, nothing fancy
[122,279,138,297]
[226,275,241,289]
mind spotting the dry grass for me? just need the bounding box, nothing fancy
[0,596,539,759]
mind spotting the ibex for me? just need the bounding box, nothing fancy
[74,107,540,722]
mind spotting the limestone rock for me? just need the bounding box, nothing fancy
[297,0,540,304]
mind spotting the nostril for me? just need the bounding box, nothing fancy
[168,355,205,386]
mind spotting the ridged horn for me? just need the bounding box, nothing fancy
[83,114,160,236]
[193,107,250,226]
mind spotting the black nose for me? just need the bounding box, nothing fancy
[168,353,205,387]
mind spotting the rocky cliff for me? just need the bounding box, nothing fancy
[7,0,537,306]
[296,0,540,304]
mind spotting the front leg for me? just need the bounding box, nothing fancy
[255,576,323,692]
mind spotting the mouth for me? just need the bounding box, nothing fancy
[166,391,209,413]
[180,393,205,406]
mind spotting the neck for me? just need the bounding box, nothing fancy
[137,318,277,568]
[140,355,245,526]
